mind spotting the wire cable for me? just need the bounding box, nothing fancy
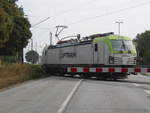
[31,17,50,28]
[67,0,150,26]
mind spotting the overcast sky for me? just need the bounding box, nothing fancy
[17,0,150,54]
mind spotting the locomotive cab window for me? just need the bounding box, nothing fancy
[94,43,98,52]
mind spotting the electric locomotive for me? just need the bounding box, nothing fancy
[41,32,137,79]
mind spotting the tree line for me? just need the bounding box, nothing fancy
[133,30,150,65]
[0,0,32,63]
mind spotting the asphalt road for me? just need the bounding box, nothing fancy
[66,74,150,113]
[0,77,79,113]
[0,74,150,113]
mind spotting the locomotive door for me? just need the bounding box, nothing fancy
[93,43,98,64]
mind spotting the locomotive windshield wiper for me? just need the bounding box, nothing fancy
[119,40,126,51]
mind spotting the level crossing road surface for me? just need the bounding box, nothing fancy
[0,74,150,113]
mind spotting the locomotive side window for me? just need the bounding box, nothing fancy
[95,44,98,52]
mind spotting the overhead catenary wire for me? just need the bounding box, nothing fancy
[29,17,51,52]
[27,0,150,27]
[66,0,150,26]
[52,0,99,18]
[24,0,150,59]
[31,17,50,28]
[29,0,150,30]
[25,0,96,23]
[28,0,150,45]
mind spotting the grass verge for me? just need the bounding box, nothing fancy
[0,63,46,89]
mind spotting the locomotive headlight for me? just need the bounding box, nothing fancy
[109,56,114,64]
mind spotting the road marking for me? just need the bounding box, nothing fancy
[144,90,150,95]
[56,79,83,113]
[133,83,140,87]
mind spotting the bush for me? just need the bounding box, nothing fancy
[0,63,45,89]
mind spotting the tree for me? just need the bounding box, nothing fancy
[6,16,32,55]
[0,0,32,63]
[8,0,18,4]
[143,50,150,65]
[0,8,13,48]
[25,50,39,64]
[134,30,150,65]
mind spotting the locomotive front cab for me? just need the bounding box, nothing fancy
[93,35,137,66]
[109,36,137,66]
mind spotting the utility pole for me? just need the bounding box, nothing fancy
[50,32,53,46]
[31,38,33,50]
[21,39,24,64]
[31,38,33,64]
[115,21,123,36]
[35,42,38,51]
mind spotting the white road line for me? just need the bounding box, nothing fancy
[144,90,150,95]
[133,83,140,87]
[56,79,83,113]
